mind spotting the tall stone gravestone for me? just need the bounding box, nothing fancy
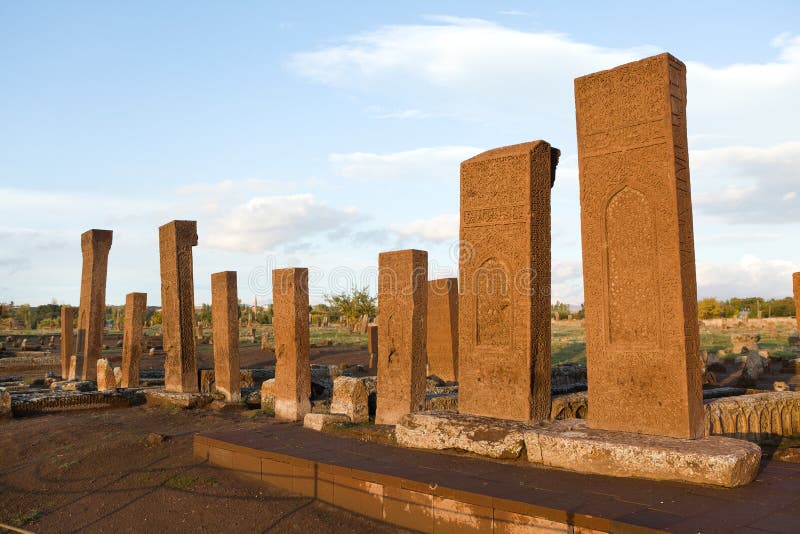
[375,249,427,425]
[60,305,74,379]
[159,220,199,393]
[272,268,311,420]
[120,292,147,388]
[211,271,241,402]
[793,272,800,333]
[426,278,458,382]
[75,229,113,381]
[459,142,557,422]
[575,53,704,439]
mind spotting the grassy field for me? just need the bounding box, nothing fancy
[5,318,798,366]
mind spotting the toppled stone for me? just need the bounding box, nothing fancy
[524,419,760,488]
[143,390,213,409]
[731,333,760,354]
[260,378,275,411]
[11,389,144,416]
[58,381,96,392]
[209,400,246,412]
[396,411,531,459]
[774,447,800,463]
[705,391,800,444]
[303,412,350,431]
[425,392,458,411]
[330,377,368,423]
[0,387,10,419]
[739,353,767,386]
[782,358,800,374]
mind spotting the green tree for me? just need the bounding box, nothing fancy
[697,297,723,319]
[324,287,376,322]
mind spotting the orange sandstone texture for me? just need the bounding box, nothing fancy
[793,273,800,333]
[426,278,458,382]
[458,142,557,422]
[375,249,428,425]
[120,292,147,388]
[159,220,199,393]
[367,324,378,369]
[575,53,704,439]
[272,268,311,420]
[75,229,113,381]
[60,305,74,379]
[211,271,241,402]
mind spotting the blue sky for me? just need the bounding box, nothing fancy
[2,1,800,306]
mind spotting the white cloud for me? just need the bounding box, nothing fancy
[329,145,482,181]
[692,141,800,222]
[697,255,798,299]
[390,213,459,242]
[175,178,287,196]
[204,194,358,253]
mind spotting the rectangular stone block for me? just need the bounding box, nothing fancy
[426,278,458,382]
[575,53,704,438]
[60,305,74,379]
[459,142,557,422]
[120,292,146,388]
[211,271,240,402]
[376,249,427,425]
[75,229,113,381]
[159,220,199,393]
[272,268,311,421]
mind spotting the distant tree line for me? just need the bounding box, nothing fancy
[697,297,795,319]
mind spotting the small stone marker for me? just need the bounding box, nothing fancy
[459,141,557,422]
[575,53,704,438]
[794,272,800,333]
[120,292,147,388]
[75,229,113,381]
[159,220,199,393]
[426,278,458,382]
[60,305,74,379]
[68,355,78,380]
[272,268,311,421]
[211,271,241,402]
[375,249,427,425]
[330,376,369,423]
[96,358,116,391]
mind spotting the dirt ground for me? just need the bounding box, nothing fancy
[0,407,405,533]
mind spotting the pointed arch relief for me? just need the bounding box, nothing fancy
[604,186,660,347]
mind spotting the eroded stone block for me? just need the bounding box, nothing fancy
[120,292,147,388]
[211,271,240,402]
[426,278,458,382]
[75,229,113,381]
[330,376,368,423]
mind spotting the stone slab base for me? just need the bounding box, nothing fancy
[525,419,760,488]
[396,411,530,459]
[303,413,350,431]
[209,400,247,412]
[144,389,214,409]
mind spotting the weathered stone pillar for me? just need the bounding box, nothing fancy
[120,292,147,388]
[426,278,458,382]
[211,271,240,402]
[459,142,556,422]
[159,220,199,393]
[575,53,704,439]
[793,272,800,333]
[60,305,74,379]
[367,324,378,369]
[376,249,427,425]
[272,268,310,420]
[75,229,113,381]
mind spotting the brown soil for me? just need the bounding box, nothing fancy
[0,407,404,533]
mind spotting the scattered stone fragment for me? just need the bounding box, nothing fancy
[330,377,368,423]
[0,387,11,419]
[774,381,790,392]
[260,378,276,411]
[303,413,350,431]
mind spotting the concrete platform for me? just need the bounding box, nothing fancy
[195,425,800,533]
